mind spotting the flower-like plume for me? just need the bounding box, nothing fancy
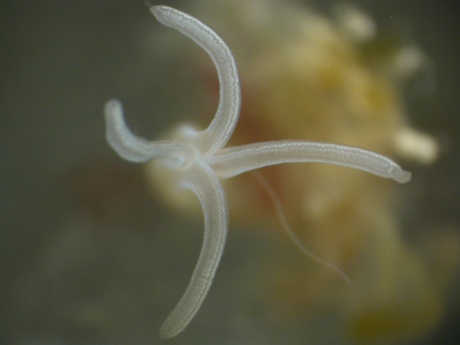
[104,5,411,339]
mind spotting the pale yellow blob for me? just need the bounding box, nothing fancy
[144,0,458,343]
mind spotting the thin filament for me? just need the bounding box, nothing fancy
[252,171,352,285]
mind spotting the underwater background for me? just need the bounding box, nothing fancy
[1,0,459,344]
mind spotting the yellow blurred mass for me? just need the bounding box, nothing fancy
[144,0,457,343]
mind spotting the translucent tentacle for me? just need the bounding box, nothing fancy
[210,140,411,183]
[105,99,196,164]
[150,5,241,155]
[160,162,228,339]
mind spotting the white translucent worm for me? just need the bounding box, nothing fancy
[104,4,411,339]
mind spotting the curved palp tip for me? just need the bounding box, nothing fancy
[104,99,123,122]
[398,170,412,184]
[393,167,412,184]
[149,4,171,19]
[159,324,177,340]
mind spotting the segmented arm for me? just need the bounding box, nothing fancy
[209,140,411,183]
[104,99,197,164]
[150,6,241,156]
[159,162,228,339]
